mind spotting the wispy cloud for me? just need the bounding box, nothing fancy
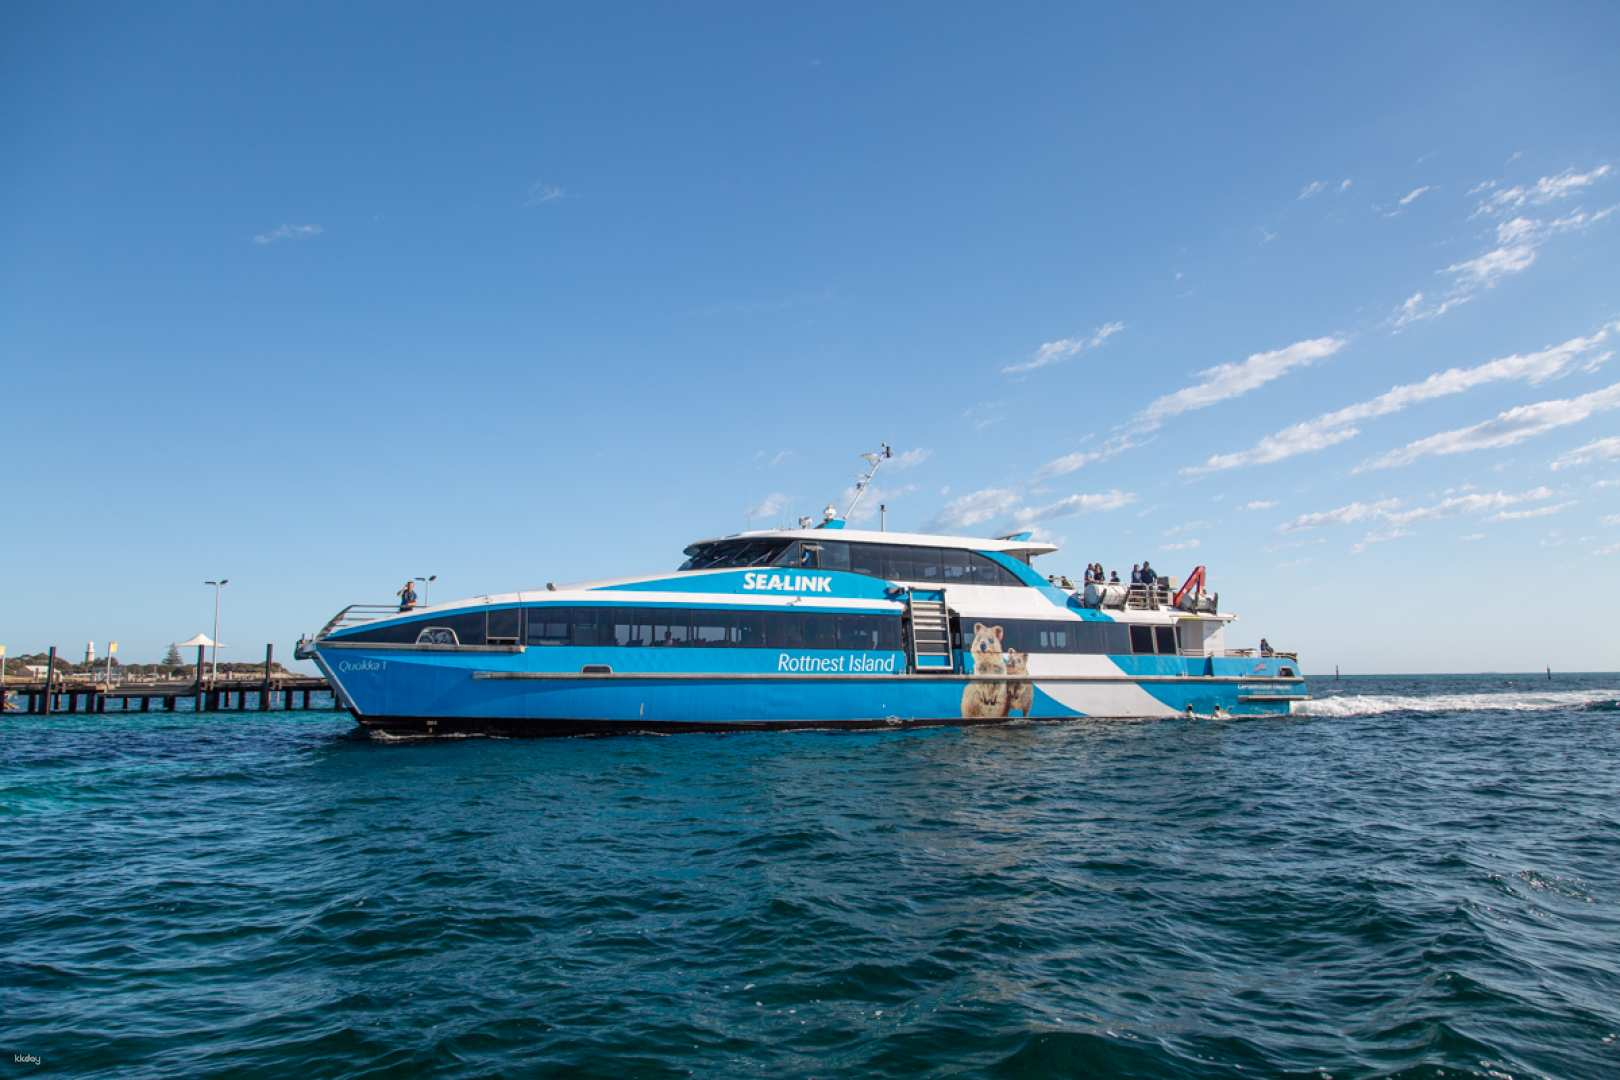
[1490,501,1575,522]
[1356,381,1620,471]
[927,487,1133,532]
[1298,180,1328,200]
[747,492,793,520]
[1392,165,1614,328]
[962,402,1007,431]
[1185,321,1618,474]
[252,224,322,245]
[1552,436,1620,470]
[1034,433,1144,480]
[524,182,566,206]
[1002,322,1125,376]
[1284,488,1558,550]
[1398,185,1434,207]
[840,482,917,524]
[890,448,933,470]
[1241,499,1278,511]
[1163,538,1201,551]
[1138,337,1345,427]
[1472,164,1612,216]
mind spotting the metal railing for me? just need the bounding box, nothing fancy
[316,604,408,640]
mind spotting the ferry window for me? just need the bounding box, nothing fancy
[801,613,836,648]
[1154,626,1178,655]
[614,610,654,647]
[967,553,1023,587]
[1129,625,1154,654]
[690,611,732,645]
[487,608,522,644]
[910,547,943,583]
[849,542,886,579]
[940,549,972,583]
[416,627,458,646]
[735,613,770,648]
[652,613,689,646]
[571,609,608,646]
[1040,626,1069,651]
[817,542,851,573]
[528,616,570,645]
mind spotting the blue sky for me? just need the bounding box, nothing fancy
[3,3,1618,673]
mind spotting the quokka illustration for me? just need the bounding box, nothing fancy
[1004,649,1033,717]
[961,622,1008,718]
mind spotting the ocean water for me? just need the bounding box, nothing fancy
[3,674,1619,1079]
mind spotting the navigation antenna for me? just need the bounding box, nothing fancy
[843,443,893,521]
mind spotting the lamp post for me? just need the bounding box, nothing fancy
[204,579,229,685]
[415,574,437,606]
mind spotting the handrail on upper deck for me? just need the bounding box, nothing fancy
[317,603,412,640]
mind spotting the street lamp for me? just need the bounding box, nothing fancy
[415,574,437,606]
[204,579,229,684]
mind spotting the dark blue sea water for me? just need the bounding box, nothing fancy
[4,674,1620,1079]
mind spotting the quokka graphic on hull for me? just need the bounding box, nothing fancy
[298,447,1306,736]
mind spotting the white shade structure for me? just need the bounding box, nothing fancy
[174,633,222,649]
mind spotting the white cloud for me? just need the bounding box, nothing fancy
[1340,178,1353,192]
[926,487,1134,532]
[1298,180,1327,199]
[962,402,1007,430]
[1002,322,1126,375]
[890,448,932,470]
[1597,542,1620,556]
[1390,166,1614,329]
[1139,336,1345,427]
[1490,501,1575,522]
[1282,488,1556,534]
[1357,381,1620,470]
[1398,185,1434,207]
[1241,500,1278,511]
[1473,164,1612,216]
[1460,533,1486,542]
[840,482,916,524]
[1350,526,1410,554]
[1034,433,1143,479]
[524,182,565,206]
[1185,321,1618,474]
[1603,513,1620,527]
[747,492,792,520]
[1163,538,1201,551]
[1012,490,1135,525]
[252,223,322,245]
[928,487,1022,530]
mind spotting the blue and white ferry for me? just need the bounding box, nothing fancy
[299,456,1306,737]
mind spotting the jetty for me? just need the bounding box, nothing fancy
[1,644,338,716]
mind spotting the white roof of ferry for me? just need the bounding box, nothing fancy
[686,526,1059,558]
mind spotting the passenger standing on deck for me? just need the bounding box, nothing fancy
[397,581,418,611]
[1109,570,1120,583]
[1140,560,1156,585]
[1131,563,1142,584]
[1259,637,1273,656]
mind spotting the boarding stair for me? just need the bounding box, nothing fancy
[904,589,955,673]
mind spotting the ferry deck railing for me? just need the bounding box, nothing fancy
[316,604,410,640]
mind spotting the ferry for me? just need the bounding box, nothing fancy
[298,451,1306,736]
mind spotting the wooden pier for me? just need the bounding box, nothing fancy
[1,644,341,716]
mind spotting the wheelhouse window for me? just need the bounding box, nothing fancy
[678,539,793,571]
[1129,625,1155,654]
[1154,626,1179,655]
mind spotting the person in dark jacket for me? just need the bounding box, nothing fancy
[397,581,418,611]
[1140,561,1157,585]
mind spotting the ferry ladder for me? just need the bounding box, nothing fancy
[905,588,955,673]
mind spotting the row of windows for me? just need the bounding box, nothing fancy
[678,538,1028,587]
[342,606,903,651]
[344,606,1180,656]
[955,620,1180,656]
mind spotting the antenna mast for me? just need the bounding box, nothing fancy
[844,443,893,520]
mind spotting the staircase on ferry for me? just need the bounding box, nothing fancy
[905,589,955,672]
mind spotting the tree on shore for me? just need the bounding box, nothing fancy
[163,643,183,668]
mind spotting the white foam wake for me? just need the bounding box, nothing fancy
[1300,688,1619,718]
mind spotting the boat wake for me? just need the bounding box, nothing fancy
[1300,688,1620,718]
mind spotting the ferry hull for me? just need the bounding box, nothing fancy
[313,646,1305,738]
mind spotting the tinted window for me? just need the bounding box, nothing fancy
[849,542,886,578]
[910,546,943,583]
[814,541,851,572]
[690,610,733,645]
[487,608,522,643]
[940,548,972,583]
[1130,625,1155,654]
[968,553,1024,586]
[1154,626,1178,655]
